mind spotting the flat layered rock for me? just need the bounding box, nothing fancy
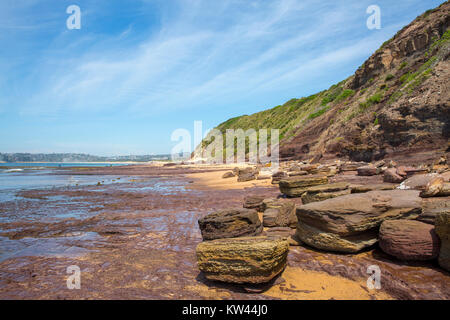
[297,223,378,253]
[262,199,297,228]
[243,196,265,211]
[435,212,450,272]
[198,208,263,240]
[302,182,349,193]
[271,171,288,184]
[295,190,422,253]
[300,182,350,204]
[237,167,258,182]
[419,198,450,224]
[237,172,257,182]
[339,162,367,171]
[357,166,379,176]
[288,171,308,177]
[398,174,441,190]
[420,177,450,198]
[263,227,301,245]
[196,236,289,284]
[379,220,440,261]
[279,176,328,198]
[384,168,405,183]
[301,189,351,204]
[350,183,397,193]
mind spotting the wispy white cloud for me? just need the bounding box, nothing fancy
[19,0,370,116]
[0,0,443,154]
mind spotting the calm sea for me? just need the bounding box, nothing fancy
[0,163,131,195]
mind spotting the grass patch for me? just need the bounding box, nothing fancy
[358,93,382,112]
[320,84,343,106]
[385,74,394,81]
[308,106,330,119]
[388,91,403,104]
[335,89,355,103]
[426,29,450,57]
[367,93,382,104]
[400,56,437,87]
[405,68,432,93]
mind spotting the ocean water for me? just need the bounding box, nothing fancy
[0,162,130,168]
[0,164,128,193]
[0,163,188,262]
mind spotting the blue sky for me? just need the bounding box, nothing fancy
[0,0,444,155]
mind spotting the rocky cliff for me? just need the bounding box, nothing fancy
[200,2,450,164]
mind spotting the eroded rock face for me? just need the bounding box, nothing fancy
[297,223,378,253]
[420,177,450,197]
[435,212,450,271]
[243,196,265,211]
[419,197,450,224]
[261,199,297,228]
[237,167,258,182]
[279,176,328,197]
[196,236,289,284]
[350,183,397,193]
[295,190,422,253]
[198,208,262,240]
[271,171,288,184]
[357,166,379,176]
[238,172,257,182]
[384,168,405,183]
[379,220,440,261]
[398,174,441,190]
[263,227,301,246]
[300,182,350,204]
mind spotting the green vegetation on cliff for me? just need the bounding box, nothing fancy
[198,2,450,160]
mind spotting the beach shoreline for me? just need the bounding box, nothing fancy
[0,162,448,300]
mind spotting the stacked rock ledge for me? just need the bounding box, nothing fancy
[196,236,289,284]
[198,208,263,241]
[295,190,422,253]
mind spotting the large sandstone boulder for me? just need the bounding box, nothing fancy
[297,223,378,253]
[300,182,350,204]
[296,190,422,253]
[238,172,257,182]
[271,171,288,184]
[243,196,265,211]
[198,208,263,240]
[379,220,440,261]
[384,168,405,183]
[435,212,450,272]
[279,176,328,197]
[357,165,379,176]
[237,167,258,182]
[420,177,450,198]
[350,183,397,193]
[261,199,297,228]
[398,174,441,190]
[196,236,289,283]
[419,198,450,224]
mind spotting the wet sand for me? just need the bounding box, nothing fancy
[0,164,448,300]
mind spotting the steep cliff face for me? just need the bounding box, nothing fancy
[200,2,450,163]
